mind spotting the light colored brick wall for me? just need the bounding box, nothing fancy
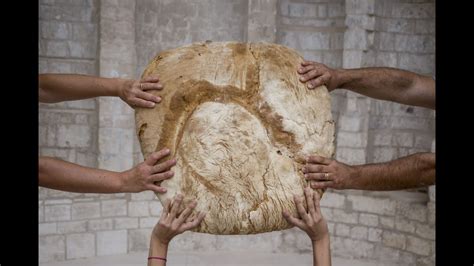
[39,0,101,261]
[368,0,435,167]
[134,0,249,78]
[321,190,434,264]
[322,1,435,265]
[39,0,435,265]
[39,0,99,167]
[277,0,345,67]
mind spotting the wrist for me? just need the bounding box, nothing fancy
[116,170,130,193]
[311,232,330,245]
[346,165,361,189]
[151,234,170,247]
[116,78,134,98]
[99,77,124,97]
[150,234,169,259]
[333,68,348,89]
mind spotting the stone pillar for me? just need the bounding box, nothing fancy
[98,0,138,171]
[336,0,376,165]
[247,0,277,42]
[343,0,376,68]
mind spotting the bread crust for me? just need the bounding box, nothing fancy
[135,42,335,234]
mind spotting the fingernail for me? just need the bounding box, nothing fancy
[308,83,314,89]
[299,77,304,81]
[150,102,156,107]
[164,148,170,153]
[156,97,161,102]
[162,188,167,192]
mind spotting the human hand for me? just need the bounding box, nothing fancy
[282,187,329,242]
[119,148,176,193]
[303,155,355,190]
[152,194,206,245]
[119,75,163,108]
[297,61,340,91]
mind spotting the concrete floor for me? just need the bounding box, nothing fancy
[41,252,404,266]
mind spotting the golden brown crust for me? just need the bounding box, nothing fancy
[135,42,335,234]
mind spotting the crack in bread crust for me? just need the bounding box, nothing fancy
[135,42,335,235]
[156,79,301,164]
[155,43,301,163]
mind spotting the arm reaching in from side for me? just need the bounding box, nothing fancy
[39,148,176,193]
[303,153,435,191]
[297,61,435,109]
[39,74,163,109]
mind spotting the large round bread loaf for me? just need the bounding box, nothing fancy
[135,42,335,235]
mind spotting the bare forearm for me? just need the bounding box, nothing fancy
[148,236,168,266]
[349,153,435,190]
[39,74,132,103]
[312,235,331,266]
[335,68,435,109]
[38,157,124,193]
